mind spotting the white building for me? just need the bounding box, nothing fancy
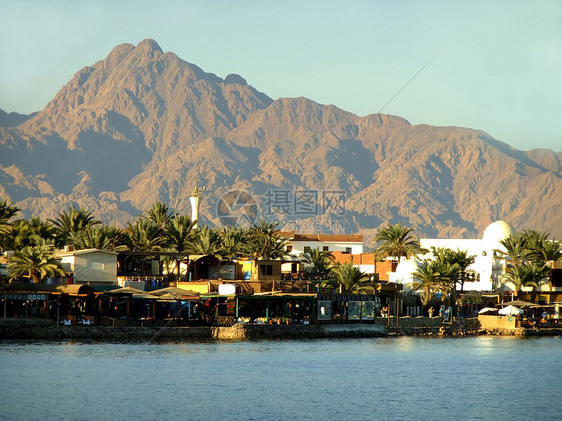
[280,232,364,256]
[57,248,118,286]
[389,220,517,292]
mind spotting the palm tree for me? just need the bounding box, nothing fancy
[541,239,562,263]
[431,247,475,293]
[411,258,453,307]
[505,261,549,298]
[2,220,42,251]
[7,243,65,283]
[328,262,371,294]
[301,248,334,281]
[51,206,101,247]
[242,221,289,281]
[189,226,223,256]
[165,215,196,254]
[164,215,197,281]
[220,227,248,261]
[142,202,175,230]
[0,199,20,239]
[375,223,424,262]
[521,230,550,264]
[70,225,127,251]
[28,217,57,244]
[124,219,166,252]
[497,234,528,269]
[189,226,225,279]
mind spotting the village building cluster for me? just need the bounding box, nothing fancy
[2,218,561,330]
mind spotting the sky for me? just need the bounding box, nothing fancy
[0,0,561,151]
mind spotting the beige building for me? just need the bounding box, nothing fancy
[57,248,118,286]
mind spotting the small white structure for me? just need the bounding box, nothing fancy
[392,220,518,292]
[57,249,118,286]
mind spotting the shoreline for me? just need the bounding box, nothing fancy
[2,318,561,340]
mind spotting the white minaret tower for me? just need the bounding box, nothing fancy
[190,185,201,228]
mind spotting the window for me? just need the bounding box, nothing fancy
[260,264,273,276]
[323,246,329,252]
[286,245,293,253]
[304,246,311,254]
[344,247,352,254]
[551,269,562,288]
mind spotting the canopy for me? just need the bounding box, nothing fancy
[155,293,179,302]
[105,286,147,295]
[149,286,199,298]
[497,300,538,308]
[498,305,524,315]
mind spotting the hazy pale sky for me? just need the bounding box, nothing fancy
[1,0,560,151]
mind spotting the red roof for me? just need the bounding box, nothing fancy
[280,232,363,243]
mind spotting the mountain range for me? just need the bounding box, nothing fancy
[1,39,561,246]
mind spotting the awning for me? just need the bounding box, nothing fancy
[497,300,538,308]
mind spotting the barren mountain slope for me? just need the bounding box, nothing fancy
[1,39,560,244]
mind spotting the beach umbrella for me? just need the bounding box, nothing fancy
[149,286,199,298]
[478,307,498,315]
[497,300,538,308]
[155,293,178,302]
[498,305,524,316]
[106,286,146,295]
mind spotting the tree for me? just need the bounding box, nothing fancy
[301,248,334,281]
[2,220,42,251]
[375,223,424,262]
[328,262,371,294]
[520,230,550,264]
[7,243,65,283]
[220,227,248,261]
[165,215,196,254]
[124,219,166,252]
[431,247,476,293]
[51,206,101,247]
[497,234,528,269]
[242,221,288,281]
[159,215,196,281]
[189,226,223,257]
[70,225,127,251]
[505,261,550,298]
[541,239,562,263]
[411,259,453,307]
[142,202,175,230]
[0,198,20,236]
[28,217,56,244]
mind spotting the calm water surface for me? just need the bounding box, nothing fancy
[1,336,561,420]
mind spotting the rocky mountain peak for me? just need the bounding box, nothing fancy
[1,40,560,241]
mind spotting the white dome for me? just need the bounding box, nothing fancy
[392,259,420,284]
[482,220,516,246]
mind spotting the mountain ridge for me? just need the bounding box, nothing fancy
[1,39,561,246]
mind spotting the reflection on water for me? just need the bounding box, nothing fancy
[1,337,561,420]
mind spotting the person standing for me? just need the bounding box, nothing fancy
[428,306,434,318]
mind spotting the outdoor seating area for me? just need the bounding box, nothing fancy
[477,299,562,331]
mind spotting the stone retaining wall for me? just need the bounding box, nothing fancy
[0,319,386,340]
[2,317,559,340]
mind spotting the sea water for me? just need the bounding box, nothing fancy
[1,336,561,420]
